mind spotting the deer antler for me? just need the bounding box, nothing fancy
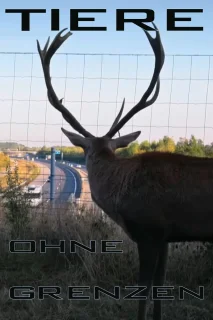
[37,29,94,138]
[37,24,164,139]
[106,22,164,138]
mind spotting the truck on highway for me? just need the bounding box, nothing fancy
[22,185,43,207]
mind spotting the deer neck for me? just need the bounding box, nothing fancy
[86,148,116,180]
[85,148,133,234]
[85,148,120,206]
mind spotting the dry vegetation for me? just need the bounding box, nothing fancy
[14,160,40,184]
[0,190,213,319]
[0,155,40,189]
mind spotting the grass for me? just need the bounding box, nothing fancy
[0,200,213,320]
[0,159,40,189]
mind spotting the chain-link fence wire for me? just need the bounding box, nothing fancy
[0,52,213,207]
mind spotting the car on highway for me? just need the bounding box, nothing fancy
[76,164,81,168]
[23,185,43,207]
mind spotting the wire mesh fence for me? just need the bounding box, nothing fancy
[0,52,213,209]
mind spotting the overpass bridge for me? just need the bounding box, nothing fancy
[2,150,37,157]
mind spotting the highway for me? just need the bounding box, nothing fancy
[30,160,82,204]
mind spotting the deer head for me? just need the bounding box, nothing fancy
[37,24,165,161]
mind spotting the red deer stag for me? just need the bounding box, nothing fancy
[37,25,208,320]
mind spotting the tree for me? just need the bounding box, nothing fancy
[176,135,205,157]
[156,136,176,153]
[204,143,213,157]
[128,142,140,156]
[139,140,151,152]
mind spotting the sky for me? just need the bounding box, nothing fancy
[0,0,212,147]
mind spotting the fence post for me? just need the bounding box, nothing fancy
[50,147,55,201]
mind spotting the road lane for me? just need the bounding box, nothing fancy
[33,160,81,204]
[34,160,65,202]
[53,162,81,204]
[29,162,50,187]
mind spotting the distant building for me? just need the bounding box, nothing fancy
[3,150,24,157]
[3,149,36,158]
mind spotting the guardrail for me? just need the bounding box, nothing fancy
[0,157,87,204]
[57,160,84,205]
[0,170,36,198]
[0,158,43,198]
[1,157,105,220]
[61,162,105,218]
[0,179,30,201]
[42,160,103,215]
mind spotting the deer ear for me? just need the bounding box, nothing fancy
[61,128,88,148]
[112,131,141,149]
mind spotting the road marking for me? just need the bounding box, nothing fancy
[42,180,48,187]
[63,167,77,195]
[36,160,78,202]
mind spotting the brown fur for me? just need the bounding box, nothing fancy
[84,146,213,320]
[86,149,213,243]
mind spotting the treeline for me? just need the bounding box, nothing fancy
[36,135,213,163]
[116,135,211,158]
[37,145,85,163]
[0,142,40,151]
[0,142,25,150]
